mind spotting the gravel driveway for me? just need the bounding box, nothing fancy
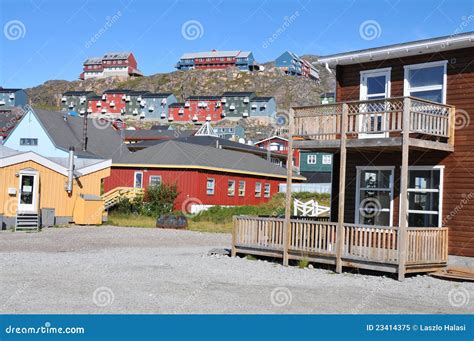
[0,226,472,314]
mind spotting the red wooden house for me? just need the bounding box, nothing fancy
[254,136,300,168]
[80,52,143,80]
[169,96,223,123]
[105,140,303,212]
[232,32,474,279]
[88,89,130,116]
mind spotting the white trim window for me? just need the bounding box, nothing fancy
[355,167,394,226]
[149,175,161,187]
[264,183,271,198]
[134,171,143,188]
[255,182,262,197]
[407,166,443,227]
[228,180,235,196]
[206,178,215,195]
[307,154,317,165]
[404,60,447,104]
[238,180,246,197]
[322,154,332,165]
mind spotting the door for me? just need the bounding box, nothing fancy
[18,172,38,213]
[359,69,391,138]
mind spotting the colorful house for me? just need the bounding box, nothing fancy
[214,124,245,140]
[175,50,255,71]
[0,88,28,108]
[124,90,150,118]
[142,93,177,120]
[0,145,110,229]
[249,97,277,118]
[254,136,300,168]
[275,51,319,81]
[89,89,130,117]
[60,91,96,116]
[106,140,303,212]
[299,151,333,183]
[221,92,255,119]
[169,96,223,122]
[80,52,143,80]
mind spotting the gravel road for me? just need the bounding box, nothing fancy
[0,226,472,314]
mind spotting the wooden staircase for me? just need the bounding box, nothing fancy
[102,187,144,210]
[15,213,40,232]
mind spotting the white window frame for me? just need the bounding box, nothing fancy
[403,60,447,104]
[149,175,162,187]
[402,165,444,228]
[307,154,317,165]
[133,171,143,188]
[255,182,262,197]
[322,154,332,165]
[206,178,215,195]
[264,183,271,198]
[359,67,392,100]
[355,166,395,226]
[238,180,246,197]
[228,180,235,196]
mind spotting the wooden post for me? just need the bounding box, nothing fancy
[283,109,294,266]
[335,103,348,273]
[231,216,237,257]
[448,106,456,147]
[398,97,411,281]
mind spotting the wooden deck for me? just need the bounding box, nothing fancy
[232,216,448,275]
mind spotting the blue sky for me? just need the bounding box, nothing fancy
[1,0,473,88]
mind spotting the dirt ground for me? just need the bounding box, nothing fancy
[0,226,472,314]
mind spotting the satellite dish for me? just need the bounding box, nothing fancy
[126,127,136,130]
[238,138,245,144]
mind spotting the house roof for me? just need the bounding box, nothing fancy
[187,95,222,100]
[12,108,129,161]
[62,91,96,96]
[151,124,170,130]
[127,90,150,96]
[252,96,274,102]
[0,145,111,177]
[0,88,23,93]
[102,52,132,60]
[83,57,102,65]
[318,31,474,66]
[124,128,196,141]
[142,93,173,98]
[169,102,185,108]
[115,139,299,179]
[0,107,23,136]
[222,92,255,97]
[103,89,131,94]
[180,50,251,59]
[255,136,289,144]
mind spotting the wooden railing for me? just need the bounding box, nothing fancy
[293,96,454,143]
[102,187,144,210]
[233,217,448,268]
[406,227,448,264]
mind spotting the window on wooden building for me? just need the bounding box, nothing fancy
[404,61,447,104]
[356,167,394,226]
[407,167,443,228]
[307,154,317,164]
[322,155,332,165]
[228,180,235,196]
[255,182,262,197]
[264,184,271,198]
[238,181,245,197]
[207,178,215,195]
[149,175,161,187]
[134,172,143,188]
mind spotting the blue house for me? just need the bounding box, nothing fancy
[275,51,302,75]
[249,97,276,118]
[175,50,255,71]
[0,88,28,108]
[142,93,177,120]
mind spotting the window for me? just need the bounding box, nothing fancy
[149,175,161,187]
[207,178,215,195]
[404,61,447,103]
[255,182,262,197]
[407,166,443,227]
[238,180,245,197]
[264,183,271,198]
[322,154,332,165]
[228,180,235,196]
[307,154,317,165]
[20,138,38,146]
[356,167,394,226]
[134,172,143,188]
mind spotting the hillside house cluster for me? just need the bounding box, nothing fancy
[275,51,319,81]
[175,50,257,71]
[0,88,29,141]
[80,52,143,80]
[61,90,276,122]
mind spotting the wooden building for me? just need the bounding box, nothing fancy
[232,32,474,279]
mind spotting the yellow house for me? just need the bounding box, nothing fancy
[0,145,111,230]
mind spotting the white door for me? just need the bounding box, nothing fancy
[359,69,391,138]
[18,172,38,213]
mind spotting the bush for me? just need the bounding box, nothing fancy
[140,183,179,217]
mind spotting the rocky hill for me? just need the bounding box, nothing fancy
[26,59,334,113]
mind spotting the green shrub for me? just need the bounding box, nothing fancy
[141,183,179,217]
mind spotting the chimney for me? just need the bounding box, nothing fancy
[82,111,88,151]
[66,147,75,194]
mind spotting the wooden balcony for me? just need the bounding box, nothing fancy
[293,97,455,152]
[232,216,448,275]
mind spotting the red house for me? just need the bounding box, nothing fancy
[80,52,143,80]
[169,96,223,123]
[88,89,130,116]
[254,136,300,168]
[105,140,303,212]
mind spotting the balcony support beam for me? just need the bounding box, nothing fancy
[283,109,294,266]
[335,103,348,273]
[398,97,411,281]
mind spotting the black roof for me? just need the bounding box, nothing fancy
[124,129,196,140]
[127,90,150,96]
[151,124,170,130]
[62,91,96,96]
[222,92,255,97]
[187,95,222,100]
[0,88,23,93]
[252,96,274,101]
[103,89,131,94]
[169,102,185,108]
[142,93,174,98]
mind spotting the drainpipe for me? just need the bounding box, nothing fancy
[82,111,88,151]
[67,147,74,194]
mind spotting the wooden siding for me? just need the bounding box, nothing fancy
[0,160,110,218]
[335,47,474,257]
[104,167,283,209]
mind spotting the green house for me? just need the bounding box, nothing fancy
[299,151,333,183]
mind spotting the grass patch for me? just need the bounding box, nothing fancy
[298,258,310,269]
[187,221,232,233]
[106,213,155,228]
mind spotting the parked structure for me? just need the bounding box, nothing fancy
[233,32,474,279]
[80,52,143,80]
[60,91,96,115]
[0,88,28,108]
[176,50,255,71]
[0,145,110,229]
[105,140,303,211]
[275,51,319,81]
